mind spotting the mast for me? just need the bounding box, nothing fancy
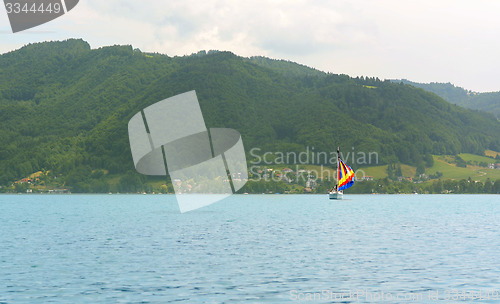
[336,146,340,190]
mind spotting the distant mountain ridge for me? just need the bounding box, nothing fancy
[392,79,500,118]
[1,39,500,191]
[246,56,326,78]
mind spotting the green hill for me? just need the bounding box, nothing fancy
[1,39,500,192]
[466,92,500,118]
[246,56,325,78]
[362,153,500,182]
[393,79,500,118]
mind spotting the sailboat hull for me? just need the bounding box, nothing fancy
[329,191,343,200]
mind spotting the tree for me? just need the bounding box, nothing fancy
[395,164,403,177]
[484,178,493,194]
[416,162,426,176]
[455,156,467,168]
[14,183,29,193]
[494,179,500,194]
[118,171,145,193]
[432,180,443,193]
[424,153,434,167]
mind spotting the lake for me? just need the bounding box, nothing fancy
[1,194,499,303]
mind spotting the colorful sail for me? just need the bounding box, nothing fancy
[338,158,354,190]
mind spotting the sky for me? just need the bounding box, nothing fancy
[1,0,500,92]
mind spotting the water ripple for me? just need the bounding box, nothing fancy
[0,194,499,303]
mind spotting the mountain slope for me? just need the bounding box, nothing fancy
[393,79,500,118]
[1,39,500,189]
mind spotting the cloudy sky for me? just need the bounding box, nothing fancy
[1,0,500,92]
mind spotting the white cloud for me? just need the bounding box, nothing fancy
[1,0,500,91]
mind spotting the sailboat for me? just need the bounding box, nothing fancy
[329,147,355,199]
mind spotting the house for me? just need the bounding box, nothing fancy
[14,178,33,184]
[231,172,243,181]
[398,176,413,182]
[306,178,317,188]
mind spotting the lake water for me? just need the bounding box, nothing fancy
[0,194,499,303]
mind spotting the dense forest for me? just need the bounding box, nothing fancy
[1,39,500,193]
[395,79,500,118]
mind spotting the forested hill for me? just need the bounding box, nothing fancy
[394,79,500,118]
[1,39,500,187]
[246,56,325,78]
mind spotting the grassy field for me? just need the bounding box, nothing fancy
[360,164,416,179]
[360,153,500,182]
[481,168,500,181]
[427,157,483,180]
[401,164,417,177]
[458,153,497,164]
[358,165,387,179]
[485,150,500,158]
[431,155,500,182]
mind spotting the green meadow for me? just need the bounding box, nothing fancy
[361,153,500,182]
